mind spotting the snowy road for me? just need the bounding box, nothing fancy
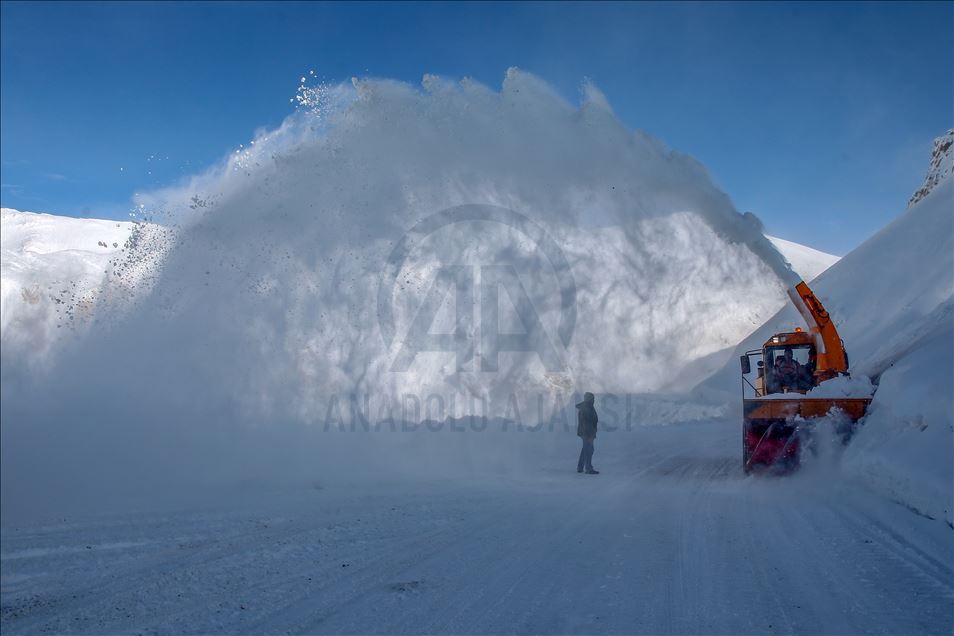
[2,420,952,635]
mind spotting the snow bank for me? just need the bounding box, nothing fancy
[760,374,875,400]
[806,374,875,398]
[842,328,953,525]
[805,374,875,398]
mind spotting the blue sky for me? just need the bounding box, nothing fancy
[1,1,950,254]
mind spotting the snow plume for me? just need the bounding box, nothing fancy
[2,70,797,517]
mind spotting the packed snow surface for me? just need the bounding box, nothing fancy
[1,421,951,634]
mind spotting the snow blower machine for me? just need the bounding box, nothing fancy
[739,281,871,473]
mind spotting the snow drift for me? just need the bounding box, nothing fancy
[2,70,811,516]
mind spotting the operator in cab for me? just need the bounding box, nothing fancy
[775,347,801,390]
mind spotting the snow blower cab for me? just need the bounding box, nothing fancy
[749,331,817,396]
[739,281,872,473]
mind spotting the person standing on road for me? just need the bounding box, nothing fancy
[576,392,599,474]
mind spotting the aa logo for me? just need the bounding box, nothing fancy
[378,205,576,373]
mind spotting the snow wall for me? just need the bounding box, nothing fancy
[1,70,801,517]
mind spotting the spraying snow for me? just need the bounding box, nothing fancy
[90,70,797,396]
[2,70,805,513]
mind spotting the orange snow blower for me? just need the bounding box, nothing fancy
[739,281,871,473]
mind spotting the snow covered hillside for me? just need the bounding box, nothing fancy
[766,234,839,281]
[0,209,134,368]
[0,209,174,382]
[699,142,954,525]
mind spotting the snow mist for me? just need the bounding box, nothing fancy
[2,70,796,517]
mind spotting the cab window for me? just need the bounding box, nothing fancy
[764,344,816,393]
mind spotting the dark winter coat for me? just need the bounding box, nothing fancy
[576,393,598,440]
